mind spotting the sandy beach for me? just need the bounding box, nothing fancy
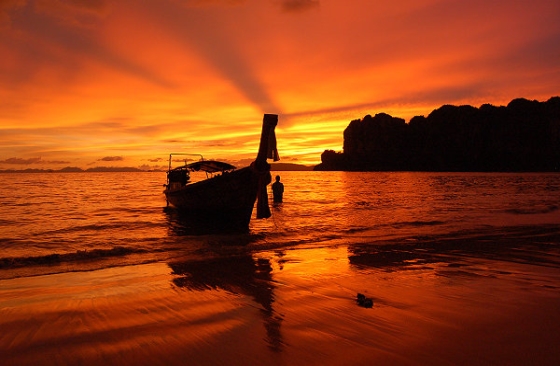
[2,239,560,366]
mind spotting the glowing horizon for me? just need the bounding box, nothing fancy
[1,0,559,170]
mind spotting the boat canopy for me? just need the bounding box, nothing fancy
[185,160,236,173]
[168,153,236,174]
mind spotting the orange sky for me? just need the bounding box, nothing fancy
[1,0,559,169]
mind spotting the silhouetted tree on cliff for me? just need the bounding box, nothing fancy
[315,97,560,172]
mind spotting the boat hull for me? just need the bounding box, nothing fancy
[164,166,265,230]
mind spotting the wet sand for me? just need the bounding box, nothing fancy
[1,242,560,366]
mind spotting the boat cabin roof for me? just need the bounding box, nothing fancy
[170,160,236,174]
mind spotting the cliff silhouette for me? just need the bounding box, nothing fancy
[315,97,560,172]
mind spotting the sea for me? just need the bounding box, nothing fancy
[1,171,559,280]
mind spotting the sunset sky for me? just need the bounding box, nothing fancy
[1,0,559,170]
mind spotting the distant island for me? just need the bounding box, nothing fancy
[270,163,313,171]
[315,97,560,172]
[0,163,313,173]
[0,166,163,173]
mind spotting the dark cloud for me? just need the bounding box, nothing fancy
[0,157,42,164]
[0,157,70,164]
[171,156,200,164]
[98,156,124,162]
[178,0,245,7]
[149,0,283,114]
[45,159,71,164]
[161,138,237,148]
[278,0,320,13]
[34,0,112,26]
[1,1,174,89]
[137,163,165,170]
[64,0,110,12]
[0,0,25,27]
[161,139,185,144]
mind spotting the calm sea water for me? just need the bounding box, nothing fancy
[1,171,559,279]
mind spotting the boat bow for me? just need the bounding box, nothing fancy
[163,113,280,231]
[255,114,279,219]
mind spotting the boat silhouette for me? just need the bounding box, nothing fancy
[163,114,279,231]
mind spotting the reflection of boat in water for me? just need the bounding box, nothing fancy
[169,255,283,352]
[163,114,279,231]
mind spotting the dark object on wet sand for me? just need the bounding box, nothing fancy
[357,293,373,308]
[163,114,280,231]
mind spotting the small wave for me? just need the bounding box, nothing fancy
[348,224,560,270]
[392,220,445,228]
[505,205,559,215]
[0,246,146,270]
[343,227,372,234]
[42,221,163,235]
[0,218,15,226]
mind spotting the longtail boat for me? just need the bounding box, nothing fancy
[163,114,279,231]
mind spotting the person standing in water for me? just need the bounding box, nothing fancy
[271,175,284,203]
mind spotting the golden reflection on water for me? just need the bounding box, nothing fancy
[169,253,285,353]
[1,242,560,365]
[2,172,560,364]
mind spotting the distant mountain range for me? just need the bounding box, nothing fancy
[0,163,313,173]
[315,97,560,172]
[0,167,158,173]
[270,163,313,171]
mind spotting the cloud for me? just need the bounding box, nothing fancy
[0,157,42,164]
[0,157,70,164]
[147,0,283,114]
[98,156,124,162]
[1,0,559,169]
[277,0,320,13]
[0,0,22,27]
[162,139,237,148]
[137,163,166,171]
[283,81,496,122]
[1,1,175,89]
[176,0,320,13]
[44,159,71,164]
[177,0,245,7]
[34,0,112,27]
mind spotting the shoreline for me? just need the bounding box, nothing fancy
[2,243,560,365]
